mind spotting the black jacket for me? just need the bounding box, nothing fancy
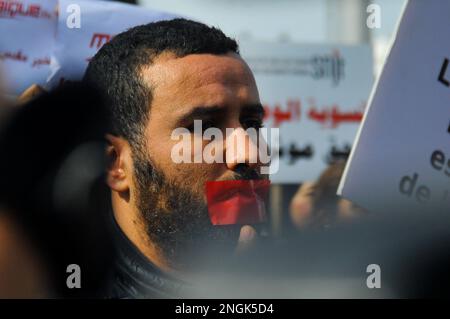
[104,212,188,299]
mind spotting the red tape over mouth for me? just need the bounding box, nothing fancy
[205,179,270,226]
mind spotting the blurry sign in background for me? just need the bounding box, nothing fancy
[47,0,176,87]
[0,0,57,96]
[240,42,373,183]
[339,0,450,213]
[0,0,176,95]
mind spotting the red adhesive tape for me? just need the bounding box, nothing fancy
[205,179,270,226]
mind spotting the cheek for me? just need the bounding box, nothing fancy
[148,140,224,195]
[146,127,228,197]
[173,162,225,198]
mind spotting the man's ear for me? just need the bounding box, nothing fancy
[105,134,133,193]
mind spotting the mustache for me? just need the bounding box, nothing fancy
[229,164,264,181]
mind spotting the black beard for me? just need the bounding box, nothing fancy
[132,151,243,269]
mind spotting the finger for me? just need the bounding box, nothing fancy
[235,224,258,254]
[17,84,45,104]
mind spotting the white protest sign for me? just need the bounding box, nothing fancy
[47,0,177,87]
[338,0,450,213]
[0,0,57,96]
[239,42,373,183]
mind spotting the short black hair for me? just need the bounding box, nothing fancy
[83,18,239,146]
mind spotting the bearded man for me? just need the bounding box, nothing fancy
[84,18,270,298]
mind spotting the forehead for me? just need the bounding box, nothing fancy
[140,52,259,113]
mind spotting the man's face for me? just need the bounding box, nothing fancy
[132,52,267,266]
[141,52,265,197]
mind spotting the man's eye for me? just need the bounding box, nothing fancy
[243,119,264,129]
[202,120,215,130]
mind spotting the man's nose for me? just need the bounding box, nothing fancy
[224,127,259,172]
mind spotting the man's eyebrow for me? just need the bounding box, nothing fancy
[178,105,226,122]
[178,103,265,123]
